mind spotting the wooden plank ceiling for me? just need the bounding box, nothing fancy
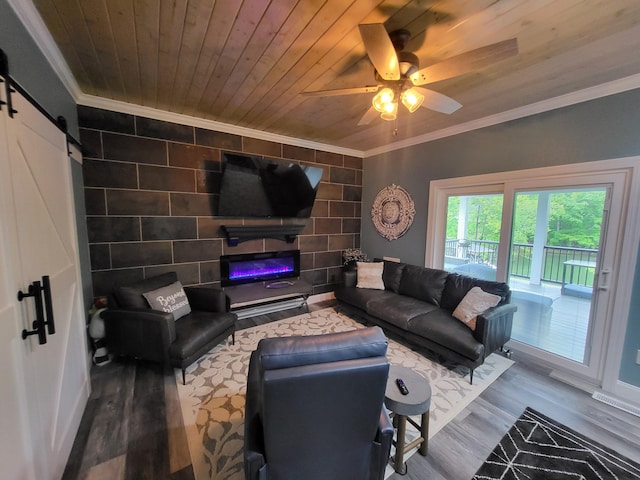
[33,0,640,152]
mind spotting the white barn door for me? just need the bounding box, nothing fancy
[0,86,89,478]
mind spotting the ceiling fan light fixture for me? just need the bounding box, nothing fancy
[372,87,395,113]
[380,101,398,121]
[401,88,424,113]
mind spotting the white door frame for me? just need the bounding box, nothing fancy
[425,157,640,404]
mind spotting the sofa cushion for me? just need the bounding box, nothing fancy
[441,273,510,312]
[170,310,237,359]
[453,286,501,331]
[367,295,440,330]
[382,261,405,293]
[408,310,485,361]
[398,265,448,306]
[356,262,385,290]
[114,272,178,309]
[334,286,390,311]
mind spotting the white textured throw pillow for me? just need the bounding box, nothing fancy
[453,286,501,331]
[356,262,385,290]
[143,280,192,321]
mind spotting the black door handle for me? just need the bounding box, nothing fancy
[18,276,55,345]
[42,276,55,335]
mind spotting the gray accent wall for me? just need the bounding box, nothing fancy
[621,245,640,385]
[363,88,640,387]
[79,107,362,299]
[0,0,79,138]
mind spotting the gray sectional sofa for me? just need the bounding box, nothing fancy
[334,261,517,382]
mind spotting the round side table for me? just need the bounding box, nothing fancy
[384,365,431,474]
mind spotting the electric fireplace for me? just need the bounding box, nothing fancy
[220,250,300,287]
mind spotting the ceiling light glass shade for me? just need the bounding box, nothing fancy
[372,88,395,113]
[401,88,424,113]
[380,101,398,121]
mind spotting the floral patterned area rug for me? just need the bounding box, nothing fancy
[176,307,513,480]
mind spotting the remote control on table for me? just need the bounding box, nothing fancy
[395,378,409,395]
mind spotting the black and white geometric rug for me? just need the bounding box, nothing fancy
[473,407,640,479]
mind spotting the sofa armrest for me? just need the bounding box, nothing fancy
[343,270,357,288]
[184,286,228,312]
[102,308,176,362]
[474,303,517,357]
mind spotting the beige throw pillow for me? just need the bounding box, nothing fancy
[453,286,501,331]
[143,280,192,320]
[356,262,385,290]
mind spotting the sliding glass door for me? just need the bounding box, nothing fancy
[428,168,630,382]
[507,187,606,364]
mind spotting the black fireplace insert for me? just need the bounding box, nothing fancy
[220,250,300,287]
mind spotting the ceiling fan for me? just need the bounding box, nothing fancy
[302,24,518,126]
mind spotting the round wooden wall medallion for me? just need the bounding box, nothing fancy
[371,184,415,240]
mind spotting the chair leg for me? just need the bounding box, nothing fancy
[469,368,474,385]
[499,345,513,358]
[231,331,235,345]
[182,368,186,385]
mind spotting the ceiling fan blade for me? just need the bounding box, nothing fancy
[413,87,462,114]
[358,23,400,81]
[410,38,518,86]
[301,85,379,97]
[357,106,379,126]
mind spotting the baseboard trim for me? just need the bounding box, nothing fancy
[549,369,598,394]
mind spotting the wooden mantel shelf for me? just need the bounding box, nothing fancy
[221,224,306,246]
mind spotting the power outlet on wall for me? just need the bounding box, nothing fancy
[636,349,640,365]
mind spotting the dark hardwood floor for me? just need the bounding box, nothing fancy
[63,301,640,480]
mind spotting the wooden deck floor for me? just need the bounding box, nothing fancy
[509,278,591,362]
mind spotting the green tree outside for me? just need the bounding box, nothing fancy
[447,191,604,249]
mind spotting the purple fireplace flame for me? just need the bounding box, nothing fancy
[221,250,300,287]
[228,258,295,281]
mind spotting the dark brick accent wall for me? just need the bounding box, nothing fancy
[79,106,362,298]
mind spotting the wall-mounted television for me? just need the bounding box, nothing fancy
[217,152,323,218]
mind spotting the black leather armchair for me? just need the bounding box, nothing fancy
[102,272,237,383]
[244,326,394,480]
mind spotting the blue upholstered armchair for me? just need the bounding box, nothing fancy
[244,326,394,480]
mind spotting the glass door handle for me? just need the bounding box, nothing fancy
[597,268,611,291]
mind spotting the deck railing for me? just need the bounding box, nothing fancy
[445,239,598,287]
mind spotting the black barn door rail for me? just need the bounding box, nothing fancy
[0,48,81,151]
[0,48,17,117]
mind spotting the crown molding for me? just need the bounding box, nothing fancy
[363,73,640,158]
[77,93,364,158]
[8,0,82,99]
